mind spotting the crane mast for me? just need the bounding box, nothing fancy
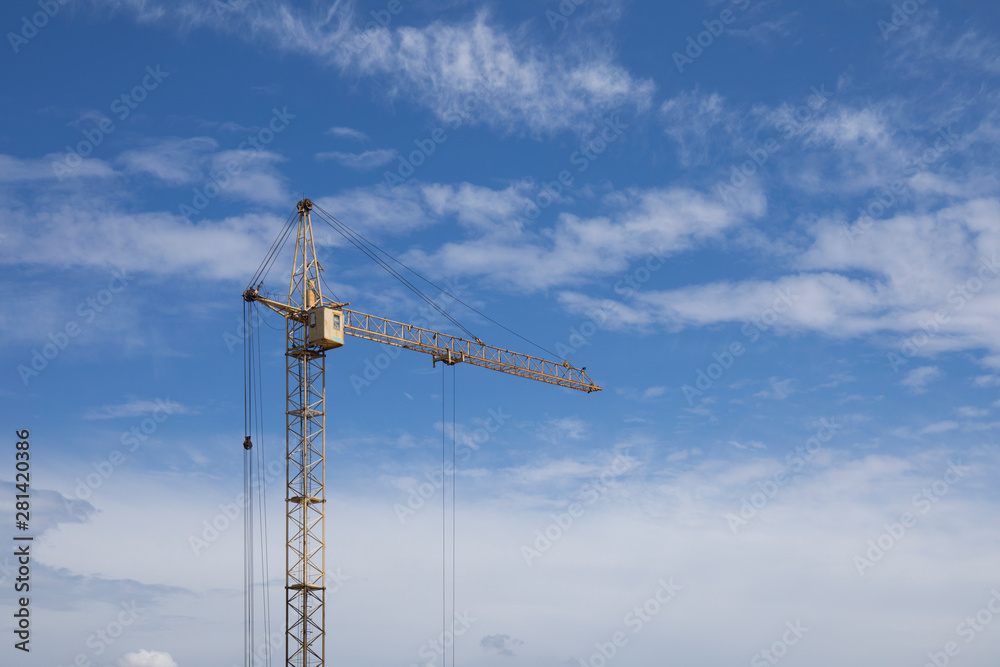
[284,199,327,667]
[244,198,600,667]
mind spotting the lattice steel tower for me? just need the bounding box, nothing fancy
[284,199,327,667]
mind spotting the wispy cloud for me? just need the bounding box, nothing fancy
[754,378,796,400]
[920,420,959,434]
[326,126,368,141]
[84,399,190,420]
[117,649,179,667]
[643,386,667,399]
[480,634,523,657]
[87,2,655,135]
[315,149,397,170]
[902,366,942,394]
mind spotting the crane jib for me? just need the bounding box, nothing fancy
[339,308,601,393]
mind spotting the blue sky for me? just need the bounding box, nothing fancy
[2,0,1000,666]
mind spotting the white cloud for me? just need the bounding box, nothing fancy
[564,271,884,334]
[0,153,115,183]
[117,649,178,667]
[727,440,766,450]
[659,91,744,166]
[118,137,218,184]
[537,417,588,443]
[956,406,988,418]
[205,149,288,205]
[481,633,524,657]
[920,420,960,434]
[113,138,289,204]
[511,459,602,484]
[30,441,1000,667]
[972,374,1000,388]
[311,179,747,295]
[728,13,799,44]
[312,183,437,236]
[902,366,942,394]
[84,399,190,420]
[410,185,749,291]
[667,447,702,462]
[888,21,1000,77]
[798,107,891,150]
[418,182,533,233]
[0,193,283,280]
[556,197,1000,364]
[315,149,397,170]
[348,13,656,135]
[89,4,655,136]
[754,377,796,400]
[326,125,368,141]
[643,386,666,399]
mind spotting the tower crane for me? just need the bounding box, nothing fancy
[242,198,600,667]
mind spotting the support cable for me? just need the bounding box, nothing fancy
[312,202,565,361]
[440,365,458,667]
[243,300,253,667]
[253,303,273,667]
[243,300,273,667]
[451,364,457,667]
[441,368,447,667]
[311,206,480,342]
[247,211,299,292]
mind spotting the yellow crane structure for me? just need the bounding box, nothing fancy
[242,198,600,667]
